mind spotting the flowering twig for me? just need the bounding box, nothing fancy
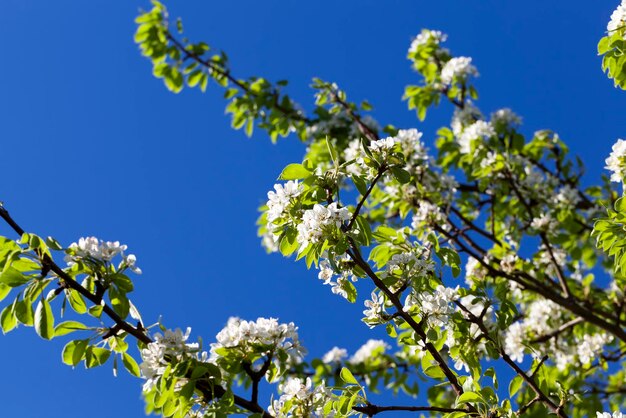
[0,204,275,418]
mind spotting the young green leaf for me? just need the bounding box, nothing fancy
[34,299,54,340]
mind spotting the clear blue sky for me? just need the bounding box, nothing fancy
[0,1,623,417]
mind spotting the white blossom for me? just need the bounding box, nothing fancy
[408,29,447,54]
[597,412,624,418]
[370,136,398,154]
[396,128,429,168]
[553,185,581,208]
[451,101,483,136]
[441,57,478,85]
[296,203,351,247]
[608,0,626,36]
[530,213,557,233]
[490,108,521,129]
[262,180,304,252]
[457,121,495,154]
[316,255,358,300]
[406,285,459,328]
[363,291,386,327]
[480,151,498,169]
[65,236,141,274]
[349,339,390,364]
[465,256,487,286]
[211,317,305,364]
[500,254,518,274]
[578,333,613,365]
[411,201,444,227]
[322,347,347,364]
[269,377,333,418]
[503,322,525,363]
[140,327,198,392]
[605,138,626,183]
[266,181,303,223]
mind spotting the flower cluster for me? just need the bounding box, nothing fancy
[451,101,482,136]
[490,108,522,130]
[405,285,459,328]
[446,295,495,371]
[321,347,348,364]
[553,185,581,208]
[296,203,351,247]
[608,0,626,37]
[65,236,141,274]
[408,29,447,55]
[465,256,488,286]
[381,250,435,293]
[597,412,624,418]
[345,128,427,178]
[268,377,333,417]
[211,317,305,365]
[140,327,200,391]
[317,255,358,300]
[263,180,304,251]
[348,339,390,365]
[457,120,495,154]
[411,201,445,229]
[504,300,612,369]
[605,138,626,184]
[441,57,478,85]
[363,291,387,327]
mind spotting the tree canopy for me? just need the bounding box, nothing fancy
[1,1,626,417]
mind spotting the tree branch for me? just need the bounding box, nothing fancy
[353,403,473,416]
[0,204,274,418]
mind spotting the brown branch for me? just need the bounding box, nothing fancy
[347,167,387,230]
[328,88,379,143]
[456,300,567,418]
[344,241,468,399]
[166,32,310,125]
[530,318,584,344]
[353,403,473,416]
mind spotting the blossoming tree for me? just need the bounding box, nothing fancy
[1,1,626,417]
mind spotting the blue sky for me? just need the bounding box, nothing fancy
[0,1,623,417]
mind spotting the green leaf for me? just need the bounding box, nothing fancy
[111,273,134,293]
[340,367,359,385]
[0,267,30,288]
[278,163,311,180]
[122,352,141,377]
[62,339,89,367]
[34,299,54,340]
[85,346,112,368]
[0,283,10,302]
[508,375,523,397]
[14,299,33,326]
[456,391,483,404]
[67,289,87,314]
[391,166,411,184]
[54,321,90,337]
[0,304,17,334]
[598,36,611,55]
[89,305,104,318]
[187,70,204,87]
[351,175,368,196]
[326,137,339,163]
[109,286,130,319]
